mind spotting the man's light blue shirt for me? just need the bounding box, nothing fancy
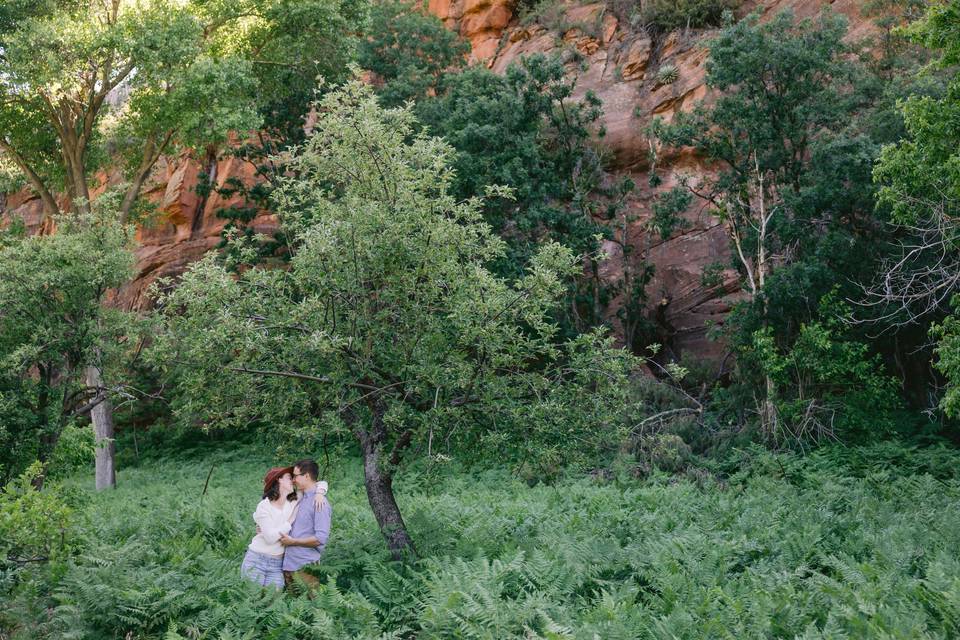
[282,486,332,572]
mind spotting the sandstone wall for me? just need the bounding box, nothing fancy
[430,0,876,359]
[1,0,877,361]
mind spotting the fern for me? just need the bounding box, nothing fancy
[5,443,960,638]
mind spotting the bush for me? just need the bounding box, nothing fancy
[357,0,470,107]
[47,424,95,480]
[637,0,740,32]
[933,297,960,419]
[0,460,81,633]
[749,292,904,445]
[634,433,693,475]
[0,463,77,571]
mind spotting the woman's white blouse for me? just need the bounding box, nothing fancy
[247,498,297,557]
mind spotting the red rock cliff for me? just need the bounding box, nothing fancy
[1,0,877,360]
[430,0,877,359]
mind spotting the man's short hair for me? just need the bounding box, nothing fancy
[294,459,319,481]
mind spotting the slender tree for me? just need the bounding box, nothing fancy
[0,0,273,490]
[0,205,134,487]
[648,10,855,439]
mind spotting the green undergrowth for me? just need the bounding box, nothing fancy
[4,443,960,639]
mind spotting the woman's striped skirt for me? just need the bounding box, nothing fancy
[241,549,285,589]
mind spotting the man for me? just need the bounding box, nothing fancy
[280,459,332,588]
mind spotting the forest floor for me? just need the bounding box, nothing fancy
[5,439,960,639]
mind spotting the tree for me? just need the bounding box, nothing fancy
[199,0,366,265]
[0,0,261,489]
[357,0,469,108]
[417,55,640,341]
[360,10,629,344]
[0,0,260,223]
[648,10,892,441]
[207,0,365,135]
[150,80,635,558]
[0,205,134,486]
[416,57,605,280]
[873,2,960,419]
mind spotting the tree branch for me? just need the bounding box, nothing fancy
[0,138,60,217]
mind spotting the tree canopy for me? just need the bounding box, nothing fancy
[150,80,636,556]
[0,0,263,221]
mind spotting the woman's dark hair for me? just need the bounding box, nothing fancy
[263,478,297,502]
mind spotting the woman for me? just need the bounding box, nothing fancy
[240,466,328,588]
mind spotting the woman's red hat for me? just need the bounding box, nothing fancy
[263,466,293,494]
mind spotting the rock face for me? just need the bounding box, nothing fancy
[428,0,877,359]
[3,153,278,311]
[1,0,877,361]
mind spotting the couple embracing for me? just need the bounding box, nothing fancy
[240,459,332,589]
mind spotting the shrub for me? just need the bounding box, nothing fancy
[655,63,680,85]
[638,0,740,32]
[634,433,693,475]
[749,292,903,445]
[933,297,960,419]
[357,0,470,107]
[47,424,95,481]
[0,462,78,571]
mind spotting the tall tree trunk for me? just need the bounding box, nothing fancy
[85,365,116,490]
[118,131,173,224]
[359,438,416,560]
[357,397,416,560]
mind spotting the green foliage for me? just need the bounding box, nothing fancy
[0,206,135,482]
[647,9,862,311]
[650,10,853,209]
[417,55,605,274]
[204,0,364,134]
[637,0,740,33]
[0,462,77,572]
[749,292,903,444]
[634,433,693,475]
[649,185,690,239]
[648,9,932,440]
[866,0,953,231]
[700,262,725,289]
[417,55,634,337]
[873,75,960,227]
[860,0,928,77]
[8,445,960,638]
[358,0,470,108]
[184,0,369,269]
[0,0,264,221]
[47,424,96,480]
[360,21,638,342]
[654,63,679,85]
[933,297,960,419]
[208,1,458,263]
[150,80,637,550]
[872,2,960,418]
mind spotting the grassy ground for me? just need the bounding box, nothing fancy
[5,441,960,639]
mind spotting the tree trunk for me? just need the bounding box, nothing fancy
[761,374,779,443]
[359,439,416,561]
[356,397,416,560]
[85,365,116,490]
